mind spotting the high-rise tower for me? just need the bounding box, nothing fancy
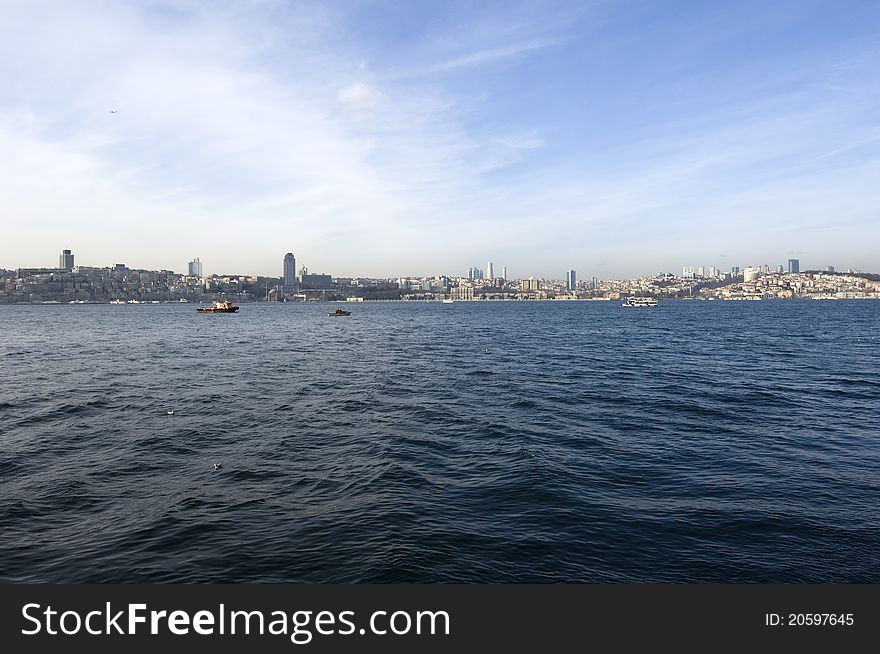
[187,257,203,277]
[59,249,74,271]
[283,253,297,289]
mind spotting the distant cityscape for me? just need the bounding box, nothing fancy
[1,249,879,304]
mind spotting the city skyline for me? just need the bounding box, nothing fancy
[3,1,880,277]
[2,246,867,282]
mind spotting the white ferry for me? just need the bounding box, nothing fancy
[621,297,658,307]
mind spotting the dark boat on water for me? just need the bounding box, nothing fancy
[197,300,239,313]
[329,308,351,316]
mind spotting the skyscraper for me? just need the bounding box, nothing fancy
[283,252,296,289]
[565,269,576,291]
[502,266,508,281]
[59,249,74,271]
[486,261,494,279]
[187,257,203,277]
[788,258,800,274]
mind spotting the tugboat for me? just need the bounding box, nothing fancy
[197,300,239,313]
[329,308,351,316]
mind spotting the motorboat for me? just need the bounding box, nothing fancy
[621,297,658,307]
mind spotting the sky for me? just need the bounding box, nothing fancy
[1,0,879,279]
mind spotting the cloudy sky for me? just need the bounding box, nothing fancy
[2,0,879,278]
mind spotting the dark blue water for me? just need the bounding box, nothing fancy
[1,300,879,582]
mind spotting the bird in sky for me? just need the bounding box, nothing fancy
[109,110,118,113]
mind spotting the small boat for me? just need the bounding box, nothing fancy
[197,300,239,313]
[329,308,351,316]
[442,299,454,304]
[621,297,658,307]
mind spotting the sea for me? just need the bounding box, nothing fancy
[1,300,878,582]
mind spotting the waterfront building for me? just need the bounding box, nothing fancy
[788,259,800,274]
[454,285,475,301]
[520,278,540,291]
[187,257,203,278]
[59,249,74,271]
[565,269,576,291]
[283,252,296,289]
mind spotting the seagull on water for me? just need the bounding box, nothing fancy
[167,409,174,416]
[214,462,223,470]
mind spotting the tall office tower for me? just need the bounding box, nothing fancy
[825,265,835,273]
[467,267,475,280]
[472,268,483,280]
[283,252,297,289]
[682,266,689,276]
[697,266,705,277]
[731,266,741,274]
[708,266,716,278]
[59,249,74,271]
[486,261,494,279]
[777,265,784,274]
[502,266,508,281]
[788,258,800,274]
[187,257,203,277]
[565,269,576,291]
[591,276,598,289]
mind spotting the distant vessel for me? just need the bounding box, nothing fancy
[197,300,239,313]
[442,299,454,304]
[329,308,351,316]
[621,297,658,307]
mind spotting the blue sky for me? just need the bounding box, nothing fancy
[2,0,879,278]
